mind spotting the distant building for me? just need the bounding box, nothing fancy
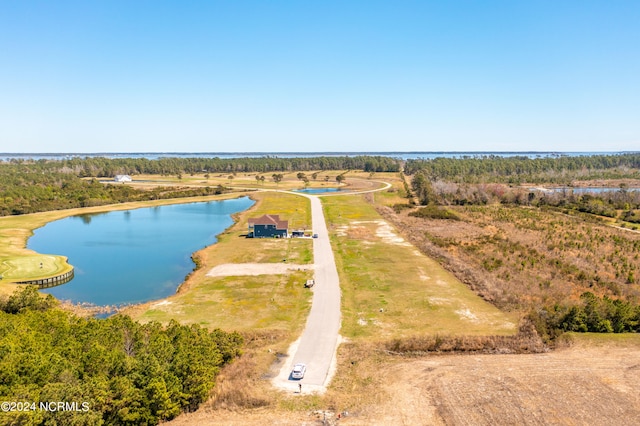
[114,175,132,183]
[248,214,289,238]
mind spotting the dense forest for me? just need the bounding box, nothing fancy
[0,286,242,425]
[404,153,640,183]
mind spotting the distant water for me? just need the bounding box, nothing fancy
[294,188,342,194]
[28,197,254,306]
[1,151,635,162]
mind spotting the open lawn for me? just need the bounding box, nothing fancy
[139,272,313,332]
[1,255,69,280]
[322,194,518,340]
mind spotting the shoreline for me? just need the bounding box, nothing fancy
[0,191,253,298]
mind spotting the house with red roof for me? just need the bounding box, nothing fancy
[248,214,289,238]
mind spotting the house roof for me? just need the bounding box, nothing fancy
[248,214,288,230]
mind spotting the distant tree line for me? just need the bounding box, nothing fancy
[0,156,399,216]
[405,153,640,184]
[0,165,227,216]
[2,155,400,176]
[0,286,242,425]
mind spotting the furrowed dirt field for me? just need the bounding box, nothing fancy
[372,340,640,426]
[166,337,640,425]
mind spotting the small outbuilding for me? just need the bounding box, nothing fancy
[114,175,132,183]
[248,214,289,238]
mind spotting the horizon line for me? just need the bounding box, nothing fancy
[1,150,637,156]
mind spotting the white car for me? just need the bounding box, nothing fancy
[291,363,306,379]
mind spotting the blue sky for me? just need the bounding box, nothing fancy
[0,1,638,153]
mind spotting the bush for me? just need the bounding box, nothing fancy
[0,285,58,313]
[409,205,460,220]
[392,203,413,213]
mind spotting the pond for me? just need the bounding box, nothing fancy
[293,188,341,194]
[27,197,254,306]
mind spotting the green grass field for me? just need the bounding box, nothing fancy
[130,180,518,341]
[1,255,69,280]
[322,194,519,340]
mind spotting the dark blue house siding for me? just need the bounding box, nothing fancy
[253,224,287,238]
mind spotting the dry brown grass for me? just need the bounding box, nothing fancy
[378,203,640,311]
[384,318,545,355]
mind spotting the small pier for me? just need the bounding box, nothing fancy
[15,269,75,288]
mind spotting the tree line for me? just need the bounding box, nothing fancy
[408,167,640,222]
[405,153,640,184]
[0,165,227,216]
[0,156,399,216]
[530,292,640,343]
[2,155,400,176]
[0,286,242,425]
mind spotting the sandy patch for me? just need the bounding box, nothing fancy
[206,263,314,277]
[428,297,450,305]
[417,267,432,281]
[335,220,412,247]
[373,220,412,246]
[152,300,172,307]
[455,308,479,322]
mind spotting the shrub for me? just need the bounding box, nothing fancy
[409,205,460,220]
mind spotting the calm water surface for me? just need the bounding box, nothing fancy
[28,197,254,306]
[294,188,341,194]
